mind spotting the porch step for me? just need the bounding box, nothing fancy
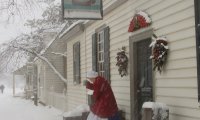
[63,112,89,120]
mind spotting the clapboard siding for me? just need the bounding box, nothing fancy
[37,35,67,110]
[65,32,88,111]
[156,96,199,108]
[169,106,200,118]
[170,114,200,120]
[60,0,199,120]
[83,1,136,119]
[156,77,197,88]
[170,37,195,51]
[156,87,197,98]
[166,58,196,70]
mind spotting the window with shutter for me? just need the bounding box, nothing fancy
[97,31,105,77]
[103,26,110,82]
[89,26,110,106]
[195,0,200,102]
[73,42,80,84]
[92,26,110,81]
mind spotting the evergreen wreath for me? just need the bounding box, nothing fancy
[149,35,169,73]
[116,47,128,77]
[128,11,152,32]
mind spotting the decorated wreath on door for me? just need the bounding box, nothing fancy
[116,47,128,77]
[149,35,169,73]
[128,11,152,32]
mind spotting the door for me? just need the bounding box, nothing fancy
[135,38,153,120]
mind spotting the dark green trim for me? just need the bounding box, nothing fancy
[194,0,200,102]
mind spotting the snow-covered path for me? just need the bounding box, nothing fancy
[0,89,63,120]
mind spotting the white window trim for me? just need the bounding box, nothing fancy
[97,30,105,77]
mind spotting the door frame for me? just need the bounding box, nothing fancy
[129,27,155,120]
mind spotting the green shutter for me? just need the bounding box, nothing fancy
[103,26,110,82]
[73,42,80,84]
[88,34,97,106]
[92,33,97,71]
[195,0,200,101]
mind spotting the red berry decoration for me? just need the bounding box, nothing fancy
[149,36,169,73]
[128,11,151,32]
[116,47,128,77]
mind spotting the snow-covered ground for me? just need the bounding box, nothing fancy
[0,89,63,120]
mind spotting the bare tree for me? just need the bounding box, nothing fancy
[0,0,75,83]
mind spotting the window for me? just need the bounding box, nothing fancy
[97,31,105,77]
[92,26,110,81]
[195,0,200,102]
[88,26,110,106]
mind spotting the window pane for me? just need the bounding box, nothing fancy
[100,32,104,41]
[100,63,104,71]
[98,34,101,42]
[101,53,104,61]
[101,43,103,51]
[98,43,101,51]
[98,53,101,61]
[96,30,105,76]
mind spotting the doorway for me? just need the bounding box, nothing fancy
[129,28,154,120]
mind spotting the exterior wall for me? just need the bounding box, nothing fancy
[151,1,198,120]
[35,36,67,110]
[35,59,45,103]
[47,92,67,111]
[63,32,88,111]
[85,1,131,118]
[44,37,66,93]
[61,0,198,120]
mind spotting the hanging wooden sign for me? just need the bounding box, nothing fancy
[62,0,103,20]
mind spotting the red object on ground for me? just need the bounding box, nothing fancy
[86,76,118,118]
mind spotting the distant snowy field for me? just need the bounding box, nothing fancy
[0,73,63,120]
[0,88,63,120]
[0,73,25,88]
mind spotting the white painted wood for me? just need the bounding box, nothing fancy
[39,0,200,120]
[156,96,199,109]
[156,88,197,98]
[169,106,200,118]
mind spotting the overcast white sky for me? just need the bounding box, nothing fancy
[0,22,30,44]
[0,0,53,45]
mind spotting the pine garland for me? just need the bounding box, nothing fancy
[116,47,128,77]
[149,36,169,73]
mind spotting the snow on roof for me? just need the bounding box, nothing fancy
[13,65,27,75]
[59,20,85,38]
[39,31,62,55]
[39,20,85,56]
